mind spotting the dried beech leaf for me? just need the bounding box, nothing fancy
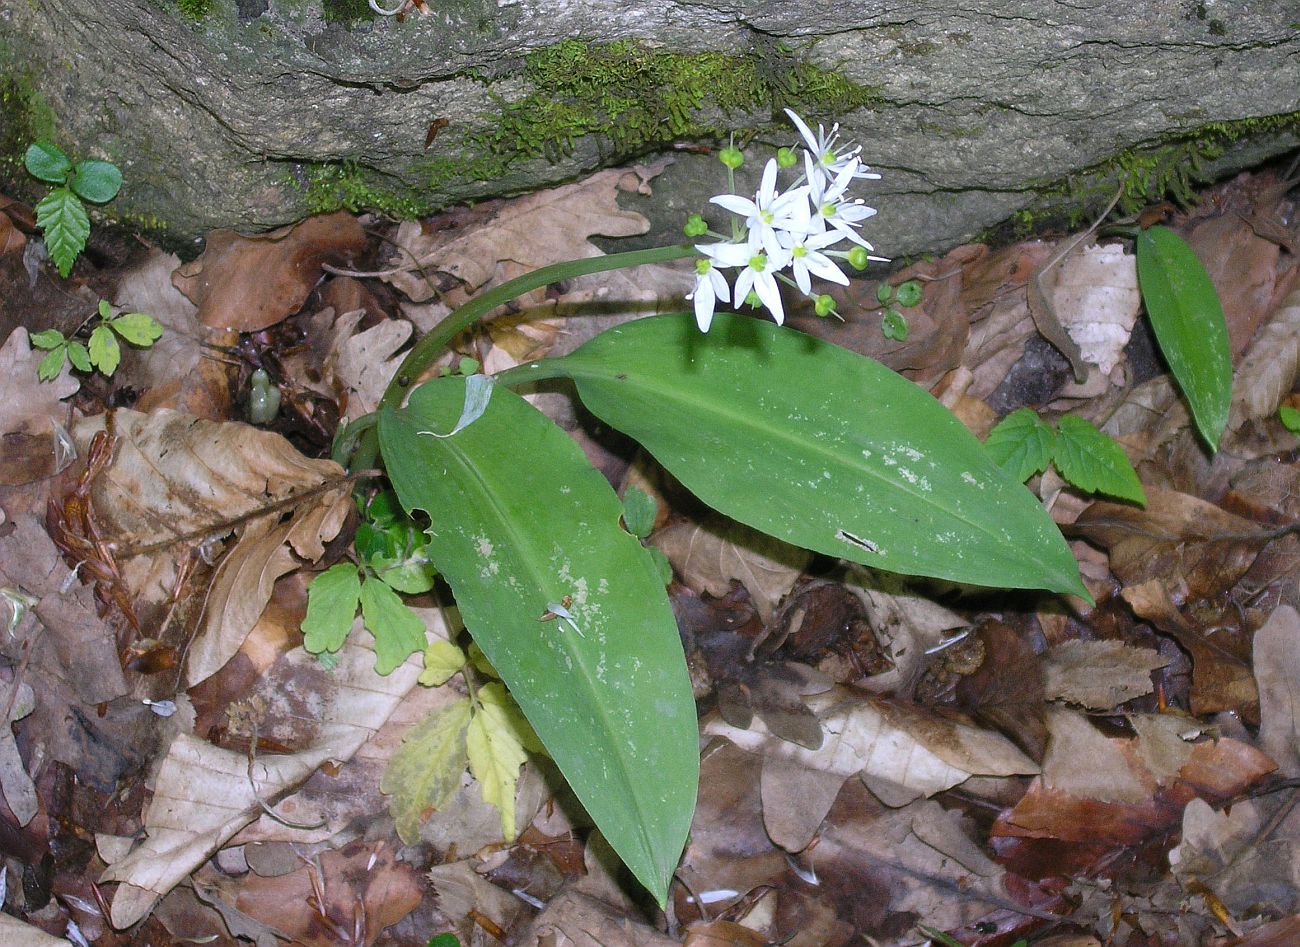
[322,309,413,421]
[101,630,421,928]
[1042,639,1168,710]
[172,212,368,331]
[706,687,1038,807]
[0,327,79,436]
[652,517,811,623]
[1230,285,1300,426]
[1255,603,1300,777]
[1053,242,1141,376]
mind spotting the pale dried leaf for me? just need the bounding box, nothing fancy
[1128,712,1200,783]
[101,629,421,928]
[1230,286,1300,426]
[0,327,79,435]
[759,756,846,853]
[1053,242,1141,376]
[1255,603,1300,777]
[0,913,70,946]
[706,688,1038,807]
[322,309,413,420]
[652,518,811,623]
[1041,707,1147,803]
[1042,639,1168,710]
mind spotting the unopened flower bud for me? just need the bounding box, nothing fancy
[776,146,798,169]
[683,214,708,238]
[847,245,871,271]
[814,294,837,317]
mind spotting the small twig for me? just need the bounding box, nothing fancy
[247,724,328,831]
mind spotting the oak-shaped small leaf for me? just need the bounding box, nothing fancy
[467,682,546,840]
[380,697,472,844]
[109,311,164,346]
[985,407,1056,482]
[302,563,361,655]
[359,576,428,674]
[88,324,120,376]
[34,186,90,278]
[1054,415,1146,505]
[420,639,467,687]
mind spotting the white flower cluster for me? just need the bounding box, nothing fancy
[688,109,885,332]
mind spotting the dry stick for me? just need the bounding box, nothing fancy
[1028,183,1127,384]
[246,722,328,831]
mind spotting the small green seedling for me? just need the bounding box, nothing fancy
[1279,405,1300,435]
[24,142,123,278]
[876,278,922,341]
[985,407,1146,505]
[621,486,672,586]
[31,300,162,381]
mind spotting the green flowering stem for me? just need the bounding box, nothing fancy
[350,243,696,473]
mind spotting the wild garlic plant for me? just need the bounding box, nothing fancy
[327,109,1085,906]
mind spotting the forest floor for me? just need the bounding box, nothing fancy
[1,154,1299,947]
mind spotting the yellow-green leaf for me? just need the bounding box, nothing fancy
[37,346,67,381]
[467,683,534,840]
[380,697,472,844]
[88,324,120,375]
[109,311,164,346]
[420,639,467,687]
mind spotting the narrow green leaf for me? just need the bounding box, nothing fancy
[29,329,65,349]
[66,341,92,373]
[550,313,1086,598]
[109,311,164,346]
[34,187,90,278]
[1053,415,1146,505]
[359,577,428,674]
[24,142,71,183]
[88,324,120,375]
[69,160,122,203]
[37,346,67,382]
[302,563,361,654]
[1136,226,1232,451]
[621,486,657,540]
[984,407,1057,482]
[380,698,472,844]
[380,378,698,905]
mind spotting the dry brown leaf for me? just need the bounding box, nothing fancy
[706,687,1039,807]
[0,327,79,436]
[759,755,846,853]
[321,309,413,421]
[100,628,422,929]
[1254,603,1300,777]
[0,914,70,946]
[173,212,368,331]
[0,211,27,258]
[652,518,811,624]
[1229,285,1300,428]
[1042,639,1169,711]
[1186,212,1280,356]
[1053,242,1141,377]
[71,409,350,684]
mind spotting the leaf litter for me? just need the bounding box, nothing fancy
[0,159,1298,945]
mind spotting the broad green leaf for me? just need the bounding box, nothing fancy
[66,341,91,373]
[428,936,462,947]
[467,682,539,840]
[34,187,90,278]
[621,486,657,540]
[380,697,472,844]
[69,159,122,203]
[895,280,923,308]
[37,346,67,382]
[1281,405,1300,435]
[1053,415,1146,505]
[985,407,1057,482]
[302,563,361,654]
[359,577,428,674]
[550,313,1086,598]
[420,639,467,687]
[109,311,164,346]
[88,324,120,375]
[380,377,698,905]
[29,329,64,349]
[24,142,71,183]
[1136,226,1232,451]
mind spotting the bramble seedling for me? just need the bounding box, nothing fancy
[25,142,123,278]
[31,299,162,382]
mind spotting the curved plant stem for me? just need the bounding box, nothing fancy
[349,243,696,472]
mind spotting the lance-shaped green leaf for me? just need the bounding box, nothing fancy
[379,377,698,905]
[547,313,1085,598]
[1136,226,1232,451]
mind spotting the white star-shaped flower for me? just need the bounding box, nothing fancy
[779,228,851,296]
[686,257,731,332]
[807,153,878,249]
[710,158,811,258]
[785,108,881,183]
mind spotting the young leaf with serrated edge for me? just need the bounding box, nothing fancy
[467,682,544,840]
[88,324,120,375]
[37,346,67,382]
[29,329,64,350]
[1136,226,1232,452]
[380,697,472,844]
[109,311,164,346]
[34,187,89,278]
[622,486,657,540]
[66,341,91,373]
[25,142,72,183]
[420,639,467,687]
[302,563,361,655]
[985,407,1057,483]
[359,576,427,674]
[1053,415,1146,505]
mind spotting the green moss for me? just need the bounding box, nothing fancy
[321,0,375,26]
[174,0,215,20]
[301,161,432,219]
[0,66,59,183]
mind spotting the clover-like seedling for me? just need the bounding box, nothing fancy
[25,142,123,278]
[876,279,923,341]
